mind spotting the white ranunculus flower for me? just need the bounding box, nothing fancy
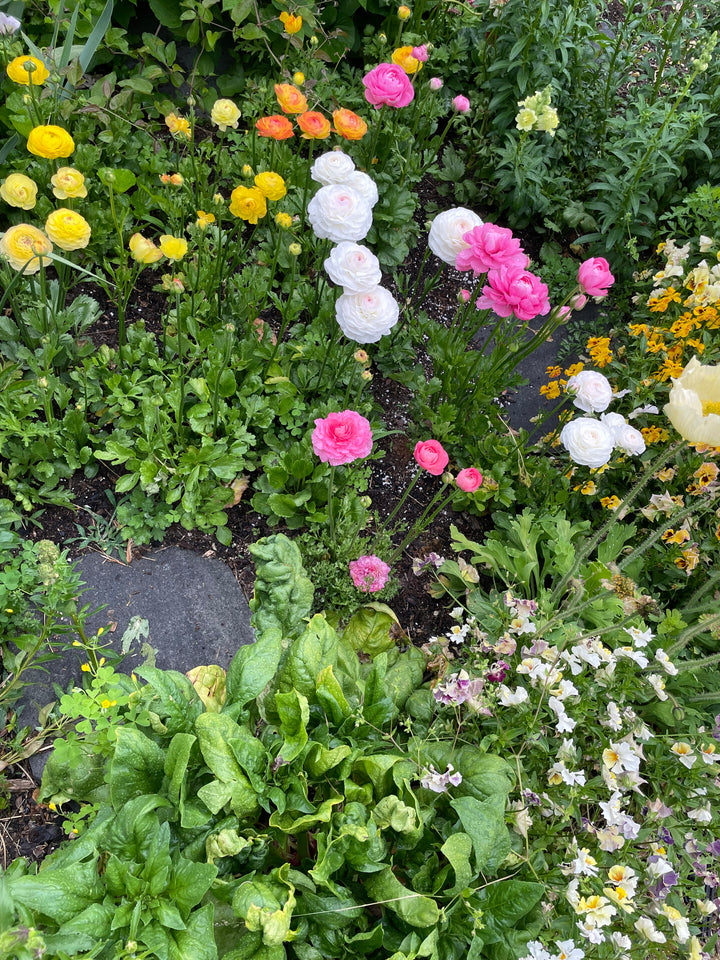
[310,151,356,185]
[566,370,613,413]
[664,355,720,445]
[307,185,373,243]
[601,412,646,456]
[324,242,382,293]
[427,207,483,265]
[344,170,379,207]
[559,418,615,468]
[336,286,399,343]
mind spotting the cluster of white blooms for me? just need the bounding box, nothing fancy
[308,152,399,343]
[560,370,646,468]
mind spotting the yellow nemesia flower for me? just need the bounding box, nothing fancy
[165,112,191,139]
[80,663,91,672]
[45,208,91,251]
[600,495,621,510]
[158,235,188,261]
[254,171,287,201]
[229,185,267,224]
[27,125,74,159]
[279,11,302,33]
[51,167,87,199]
[210,98,241,131]
[195,210,216,229]
[0,223,53,274]
[6,55,49,86]
[128,233,163,265]
[0,173,38,210]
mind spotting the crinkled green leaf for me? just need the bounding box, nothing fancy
[316,664,351,725]
[110,726,166,808]
[450,795,510,874]
[364,867,439,929]
[195,713,245,782]
[344,604,398,658]
[8,859,103,924]
[268,796,342,834]
[226,632,283,708]
[286,614,338,702]
[276,689,310,762]
[164,732,196,805]
[372,795,418,834]
[304,742,352,778]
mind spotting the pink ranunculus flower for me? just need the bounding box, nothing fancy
[362,63,415,109]
[452,94,470,113]
[455,223,529,275]
[429,77,443,91]
[349,554,391,592]
[312,410,373,466]
[578,257,614,298]
[414,439,449,475]
[456,467,482,492]
[476,266,551,322]
[412,44,428,62]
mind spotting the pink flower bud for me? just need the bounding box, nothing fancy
[570,293,588,310]
[411,44,428,62]
[452,94,470,113]
[456,467,483,492]
[429,77,443,91]
[557,305,571,320]
[459,288,471,303]
[414,439,449,475]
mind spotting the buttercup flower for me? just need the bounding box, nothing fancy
[456,467,483,492]
[210,98,241,131]
[297,111,331,139]
[392,45,423,74]
[324,242,382,293]
[312,410,373,465]
[27,125,74,159]
[560,418,615,468]
[456,222,528,274]
[158,235,188,261]
[129,233,163,264]
[0,223,53,273]
[452,94,470,113]
[254,172,287,201]
[275,83,308,114]
[349,555,391,592]
[336,287,399,342]
[0,173,38,210]
[307,184,373,243]
[6,55,49,85]
[566,370,613,413]
[229,185,267,223]
[362,63,415,109]
[279,11,302,33]
[414,439,449,475]
[664,356,720,444]
[333,108,368,140]
[165,112,191,139]
[476,266,551,321]
[428,207,483,265]
[50,167,87,200]
[578,257,614,297]
[311,151,356,185]
[397,5,412,19]
[275,211,293,229]
[45,208,91,251]
[256,115,295,140]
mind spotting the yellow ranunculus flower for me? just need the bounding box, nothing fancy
[664,355,720,445]
[0,173,38,210]
[293,72,305,85]
[129,233,163,264]
[279,11,302,33]
[0,223,53,274]
[275,212,292,229]
[210,98,241,131]
[229,185,267,224]
[254,171,286,201]
[45,208,91,251]
[195,210,216,229]
[159,235,188,261]
[6,55,49,86]
[165,112,191,139]
[50,166,87,199]
[27,125,75,159]
[391,46,422,74]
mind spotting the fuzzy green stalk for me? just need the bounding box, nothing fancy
[212,324,235,437]
[327,464,337,541]
[667,609,720,659]
[174,288,185,442]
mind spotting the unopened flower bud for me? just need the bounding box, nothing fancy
[398,5,411,19]
[289,242,302,256]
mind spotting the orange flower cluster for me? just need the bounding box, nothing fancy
[539,361,585,400]
[255,87,368,141]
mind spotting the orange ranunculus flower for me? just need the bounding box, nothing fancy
[279,11,302,34]
[26,125,75,159]
[255,115,295,140]
[274,83,308,114]
[0,223,53,273]
[254,172,287,201]
[333,108,368,141]
[6,55,49,85]
[229,186,267,224]
[129,233,163,264]
[165,112,191,139]
[297,111,331,139]
[391,45,423,74]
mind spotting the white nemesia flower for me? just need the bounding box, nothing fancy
[628,404,659,420]
[602,740,640,775]
[687,802,712,823]
[566,370,613,413]
[555,939,584,960]
[670,741,696,769]
[699,235,715,253]
[324,242,382,293]
[345,170,379,207]
[615,646,649,668]
[604,702,623,731]
[427,207,483,265]
[335,286,399,343]
[623,624,653,647]
[310,150,356,185]
[307,184,373,243]
[520,942,552,960]
[646,673,668,700]
[559,418,615,468]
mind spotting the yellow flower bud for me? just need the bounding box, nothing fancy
[397,5,411,19]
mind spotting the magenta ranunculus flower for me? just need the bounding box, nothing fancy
[362,63,415,109]
[578,257,614,298]
[312,410,373,466]
[414,439,449,475]
[412,44,428,62]
[456,467,482,492]
[476,266,551,322]
[349,555,391,592]
[455,223,529,275]
[452,94,470,113]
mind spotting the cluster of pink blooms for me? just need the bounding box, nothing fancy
[362,63,470,115]
[413,440,483,491]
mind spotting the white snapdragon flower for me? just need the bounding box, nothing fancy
[646,673,668,700]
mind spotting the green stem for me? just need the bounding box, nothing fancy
[327,464,336,541]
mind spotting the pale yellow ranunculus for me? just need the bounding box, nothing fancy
[159,235,188,261]
[664,356,720,445]
[0,223,53,273]
[0,173,38,210]
[210,98,241,131]
[45,208,91,251]
[51,167,88,199]
[129,233,163,265]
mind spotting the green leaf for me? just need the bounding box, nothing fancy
[304,742,352,778]
[315,665,351,725]
[275,689,310,762]
[477,879,544,943]
[166,857,218,917]
[195,713,247,782]
[197,779,233,815]
[441,833,474,894]
[286,614,338,702]
[164,732,196,805]
[98,167,137,193]
[226,632,282,708]
[450,795,510,874]
[268,796,342,834]
[364,867,439,928]
[344,604,398,658]
[9,859,103,924]
[110,726,166,807]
